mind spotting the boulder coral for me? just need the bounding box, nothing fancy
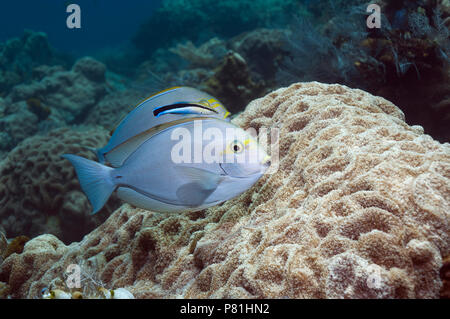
[0,126,120,244]
[0,82,449,299]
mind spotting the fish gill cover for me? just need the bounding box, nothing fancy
[0,0,448,299]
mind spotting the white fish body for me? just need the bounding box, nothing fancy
[63,118,270,214]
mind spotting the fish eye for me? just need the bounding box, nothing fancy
[230,140,244,153]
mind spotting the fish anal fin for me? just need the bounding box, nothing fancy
[174,166,223,190]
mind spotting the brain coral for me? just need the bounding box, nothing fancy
[0,82,448,299]
[0,126,119,244]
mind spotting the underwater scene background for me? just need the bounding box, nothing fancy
[0,0,449,299]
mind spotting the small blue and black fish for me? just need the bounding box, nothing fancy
[63,88,270,214]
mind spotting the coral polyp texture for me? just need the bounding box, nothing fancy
[1,82,449,298]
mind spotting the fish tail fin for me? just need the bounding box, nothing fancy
[62,154,115,214]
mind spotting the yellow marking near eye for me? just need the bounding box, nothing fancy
[243,139,256,150]
[223,111,230,119]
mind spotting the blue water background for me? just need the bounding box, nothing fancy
[0,0,162,54]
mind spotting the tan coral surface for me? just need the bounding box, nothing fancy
[1,82,449,298]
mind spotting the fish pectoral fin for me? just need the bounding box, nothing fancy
[174,167,224,206]
[176,183,215,207]
[174,166,223,190]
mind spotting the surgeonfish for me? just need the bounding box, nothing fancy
[63,88,270,214]
[63,118,270,214]
[95,86,231,167]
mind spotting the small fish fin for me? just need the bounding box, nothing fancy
[176,183,215,207]
[174,167,223,207]
[62,154,115,214]
[174,166,223,190]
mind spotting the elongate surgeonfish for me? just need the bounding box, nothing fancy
[63,87,271,214]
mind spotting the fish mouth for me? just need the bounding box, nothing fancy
[219,162,268,178]
[219,163,228,176]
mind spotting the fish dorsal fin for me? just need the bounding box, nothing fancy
[174,166,224,207]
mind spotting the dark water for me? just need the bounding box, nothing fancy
[0,0,162,54]
[0,0,448,243]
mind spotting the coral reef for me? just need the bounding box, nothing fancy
[277,8,370,87]
[0,281,9,299]
[0,126,120,244]
[0,101,39,155]
[1,82,448,299]
[26,97,51,121]
[142,29,289,114]
[8,57,107,124]
[0,57,110,158]
[136,42,272,113]
[132,0,303,57]
[441,255,450,298]
[169,38,227,69]
[1,236,30,260]
[84,89,148,131]
[0,30,69,93]
[278,1,450,142]
[201,52,266,113]
[0,232,6,263]
[230,28,290,82]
